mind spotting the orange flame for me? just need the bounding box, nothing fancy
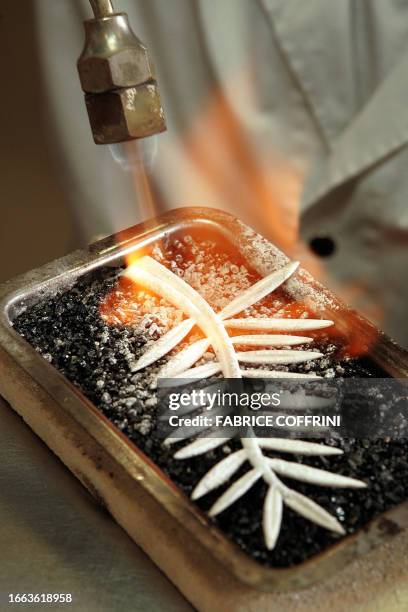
[183,90,303,255]
[101,86,381,358]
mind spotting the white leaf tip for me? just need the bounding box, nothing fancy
[208,506,220,518]
[351,480,368,489]
[191,487,203,501]
[333,522,346,535]
[328,447,344,456]
[174,446,198,459]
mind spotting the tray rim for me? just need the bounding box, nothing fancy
[0,205,407,593]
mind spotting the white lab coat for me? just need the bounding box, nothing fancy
[35,0,408,346]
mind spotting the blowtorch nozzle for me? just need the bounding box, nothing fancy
[78,1,166,145]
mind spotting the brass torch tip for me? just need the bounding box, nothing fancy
[78,9,166,144]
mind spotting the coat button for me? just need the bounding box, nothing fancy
[309,236,336,257]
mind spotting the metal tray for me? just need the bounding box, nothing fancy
[0,207,407,606]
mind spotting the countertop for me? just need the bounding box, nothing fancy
[0,396,192,612]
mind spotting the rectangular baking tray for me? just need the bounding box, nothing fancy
[0,207,407,607]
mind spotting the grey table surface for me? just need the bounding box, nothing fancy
[0,396,193,612]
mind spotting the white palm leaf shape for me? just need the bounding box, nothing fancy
[130,257,333,374]
[125,257,366,550]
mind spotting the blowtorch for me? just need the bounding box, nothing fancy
[78,0,166,145]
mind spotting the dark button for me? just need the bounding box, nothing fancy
[309,236,336,257]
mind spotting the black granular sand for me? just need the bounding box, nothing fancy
[13,232,408,568]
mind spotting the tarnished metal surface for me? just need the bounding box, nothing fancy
[0,208,407,609]
[78,14,155,94]
[85,82,165,144]
[0,396,191,612]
